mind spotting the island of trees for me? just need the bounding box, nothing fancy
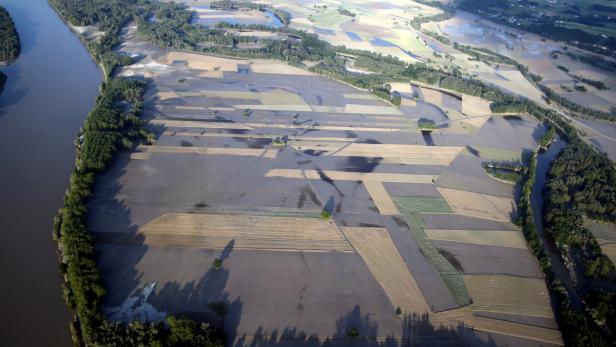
[0,5,21,95]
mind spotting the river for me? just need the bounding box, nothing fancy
[531,138,583,309]
[0,0,102,345]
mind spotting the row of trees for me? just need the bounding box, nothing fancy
[0,6,20,62]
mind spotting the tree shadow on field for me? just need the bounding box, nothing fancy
[233,308,500,347]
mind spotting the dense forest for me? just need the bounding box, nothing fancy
[0,6,20,63]
[542,139,616,343]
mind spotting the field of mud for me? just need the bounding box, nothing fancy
[84,21,563,346]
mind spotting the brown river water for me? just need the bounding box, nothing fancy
[0,0,101,345]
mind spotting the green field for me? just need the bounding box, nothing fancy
[393,196,452,214]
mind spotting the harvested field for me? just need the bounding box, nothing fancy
[437,187,516,222]
[473,310,559,330]
[362,180,399,215]
[162,52,244,71]
[157,91,178,100]
[138,146,279,159]
[250,62,315,75]
[197,70,224,78]
[245,123,402,132]
[460,115,490,129]
[388,82,413,93]
[422,214,518,231]
[464,275,554,318]
[464,145,523,162]
[138,212,353,252]
[431,240,543,277]
[163,132,355,143]
[265,169,438,183]
[343,93,378,100]
[174,105,207,110]
[341,227,430,313]
[384,183,441,197]
[433,307,563,346]
[150,119,252,130]
[420,88,444,105]
[424,229,528,249]
[344,104,403,115]
[462,95,492,116]
[291,143,463,166]
[238,104,312,112]
[129,152,151,160]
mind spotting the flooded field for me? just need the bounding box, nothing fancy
[431,11,616,113]
[192,7,283,28]
[577,118,616,160]
[83,21,563,346]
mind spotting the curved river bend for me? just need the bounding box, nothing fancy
[0,0,101,345]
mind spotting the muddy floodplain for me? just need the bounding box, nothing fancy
[85,24,563,346]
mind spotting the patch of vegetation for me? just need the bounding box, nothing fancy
[574,84,588,92]
[213,258,223,270]
[320,209,332,220]
[0,6,20,63]
[271,136,286,147]
[482,162,524,184]
[539,126,555,150]
[337,7,356,18]
[417,118,437,130]
[557,65,570,73]
[370,85,402,106]
[575,75,609,90]
[424,30,450,45]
